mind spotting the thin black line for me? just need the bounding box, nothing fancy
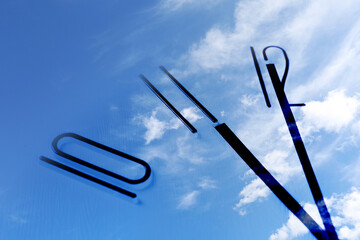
[215,123,327,240]
[250,47,271,108]
[140,74,197,133]
[40,156,137,198]
[160,66,218,123]
[289,103,306,107]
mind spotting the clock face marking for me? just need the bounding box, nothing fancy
[40,133,152,198]
[39,45,339,239]
[252,46,338,239]
[141,46,338,239]
[159,65,218,123]
[140,74,198,133]
[40,156,138,198]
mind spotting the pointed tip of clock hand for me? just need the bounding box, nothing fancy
[159,65,218,123]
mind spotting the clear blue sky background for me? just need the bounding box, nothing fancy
[1,0,360,239]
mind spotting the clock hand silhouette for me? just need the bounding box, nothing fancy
[141,58,337,239]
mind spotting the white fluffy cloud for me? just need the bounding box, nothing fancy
[301,89,360,133]
[270,187,360,240]
[142,107,202,144]
[143,112,168,144]
[234,178,269,215]
[234,89,360,214]
[181,107,203,123]
[142,0,360,228]
[179,0,360,218]
[269,203,322,240]
[328,187,360,240]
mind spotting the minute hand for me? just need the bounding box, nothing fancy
[215,123,327,240]
[266,64,338,240]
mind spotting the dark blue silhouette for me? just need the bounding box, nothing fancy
[251,46,338,240]
[143,64,339,239]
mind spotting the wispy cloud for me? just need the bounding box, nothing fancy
[172,0,360,217]
[158,0,220,12]
[343,156,360,187]
[177,190,200,209]
[183,0,295,72]
[175,178,217,210]
[291,16,360,100]
[181,0,360,85]
[139,0,360,225]
[176,134,204,164]
[9,213,28,224]
[240,94,260,107]
[198,177,217,190]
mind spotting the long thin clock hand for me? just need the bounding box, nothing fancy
[145,68,329,239]
[214,123,327,240]
[251,45,338,239]
[265,61,338,240]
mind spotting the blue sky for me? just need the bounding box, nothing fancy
[1,0,360,239]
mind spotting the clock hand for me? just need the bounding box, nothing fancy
[252,46,338,240]
[144,67,328,239]
[215,123,327,240]
[267,63,338,240]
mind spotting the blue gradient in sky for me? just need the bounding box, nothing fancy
[1,1,360,239]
